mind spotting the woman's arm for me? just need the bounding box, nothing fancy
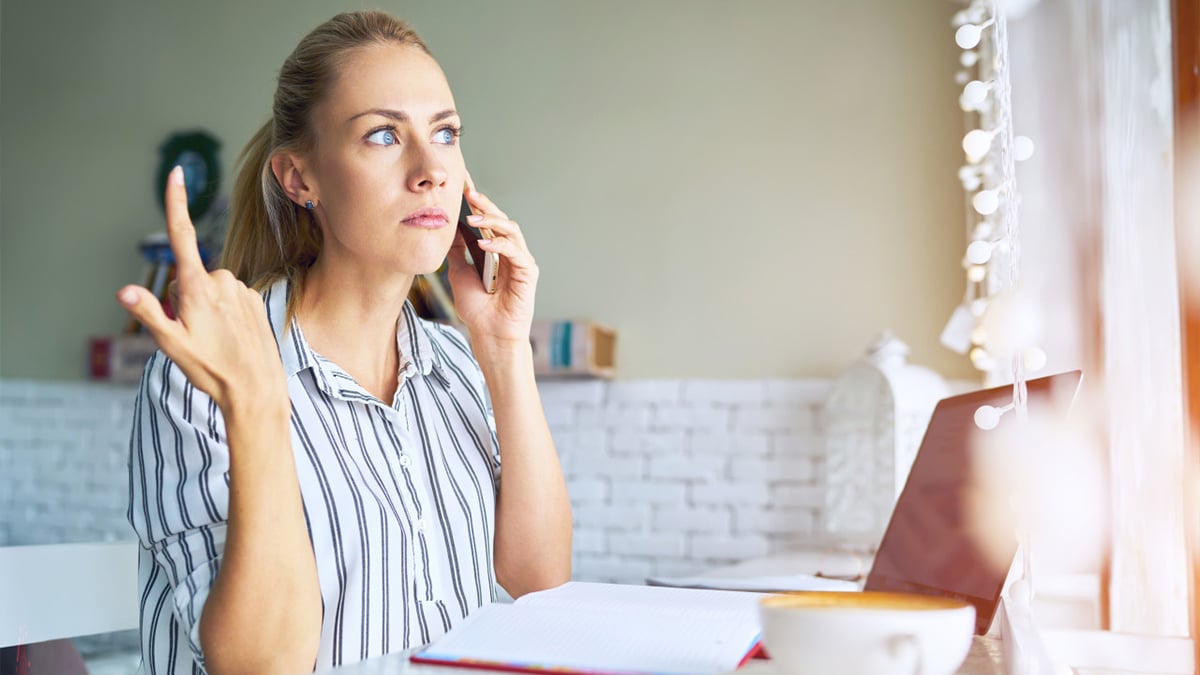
[197,400,322,675]
[121,167,321,674]
[447,181,572,598]
[476,341,573,598]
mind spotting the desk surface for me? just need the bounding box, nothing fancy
[315,637,1005,674]
[316,549,1007,674]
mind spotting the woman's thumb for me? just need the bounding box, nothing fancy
[117,285,176,343]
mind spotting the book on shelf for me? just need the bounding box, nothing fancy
[405,273,617,379]
[89,334,158,383]
[530,320,616,378]
[410,581,764,675]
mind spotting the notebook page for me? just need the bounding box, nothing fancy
[420,602,760,675]
[517,581,765,625]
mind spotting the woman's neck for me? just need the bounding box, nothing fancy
[296,258,416,403]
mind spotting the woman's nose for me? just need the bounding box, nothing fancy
[408,145,448,192]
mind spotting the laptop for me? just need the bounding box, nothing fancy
[863,369,1084,634]
[646,371,1083,635]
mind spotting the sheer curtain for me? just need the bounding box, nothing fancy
[1005,0,1187,638]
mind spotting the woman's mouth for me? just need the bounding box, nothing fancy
[402,207,449,229]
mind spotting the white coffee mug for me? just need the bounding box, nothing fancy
[758,591,976,675]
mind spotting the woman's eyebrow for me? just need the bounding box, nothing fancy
[347,108,458,124]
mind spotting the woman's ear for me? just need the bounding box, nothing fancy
[270,151,315,206]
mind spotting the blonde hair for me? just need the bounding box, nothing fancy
[223,10,431,314]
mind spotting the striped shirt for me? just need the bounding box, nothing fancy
[127,276,501,674]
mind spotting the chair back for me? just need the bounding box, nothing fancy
[0,542,138,648]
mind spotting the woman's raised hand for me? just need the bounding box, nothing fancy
[117,166,288,415]
[446,177,539,350]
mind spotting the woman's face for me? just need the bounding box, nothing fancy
[306,42,465,278]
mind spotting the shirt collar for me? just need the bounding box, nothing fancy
[263,276,449,388]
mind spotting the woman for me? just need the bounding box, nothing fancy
[118,11,572,675]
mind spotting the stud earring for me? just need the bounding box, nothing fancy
[305,200,315,211]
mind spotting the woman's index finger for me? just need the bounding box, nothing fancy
[164,166,207,278]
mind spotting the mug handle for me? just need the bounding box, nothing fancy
[886,634,923,675]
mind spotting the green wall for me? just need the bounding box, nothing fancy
[0,0,973,380]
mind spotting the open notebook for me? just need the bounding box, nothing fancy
[410,581,765,675]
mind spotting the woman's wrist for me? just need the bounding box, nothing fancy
[222,384,291,430]
[472,337,535,379]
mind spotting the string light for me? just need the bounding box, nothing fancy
[967,240,994,265]
[973,188,1001,215]
[962,80,993,108]
[941,0,1041,381]
[963,129,996,162]
[955,18,995,49]
[1013,135,1035,161]
[1022,347,1047,372]
[974,402,1013,430]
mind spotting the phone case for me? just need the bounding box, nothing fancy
[457,194,499,294]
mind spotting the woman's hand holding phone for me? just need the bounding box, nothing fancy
[446,176,539,353]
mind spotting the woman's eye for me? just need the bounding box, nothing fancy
[366,129,398,146]
[434,127,459,144]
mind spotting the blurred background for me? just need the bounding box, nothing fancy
[0,0,970,381]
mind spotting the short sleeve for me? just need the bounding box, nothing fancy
[128,351,231,668]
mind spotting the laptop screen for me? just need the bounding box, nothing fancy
[863,370,1083,634]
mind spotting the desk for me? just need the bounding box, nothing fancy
[315,638,1005,674]
[317,549,1007,674]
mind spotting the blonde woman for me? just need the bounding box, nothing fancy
[118,11,571,675]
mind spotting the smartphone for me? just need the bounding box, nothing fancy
[457,194,499,294]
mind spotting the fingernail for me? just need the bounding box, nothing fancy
[119,288,138,306]
[467,214,483,223]
[477,239,492,246]
[171,166,184,185]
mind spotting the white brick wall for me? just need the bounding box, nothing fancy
[0,380,137,548]
[0,376,832,590]
[547,378,830,583]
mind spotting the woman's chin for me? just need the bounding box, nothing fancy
[403,253,453,277]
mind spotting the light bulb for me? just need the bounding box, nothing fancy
[970,299,989,317]
[967,265,987,282]
[970,326,989,344]
[967,240,993,265]
[962,174,982,191]
[963,129,994,161]
[973,189,1000,215]
[970,347,996,372]
[955,71,970,86]
[956,24,984,49]
[960,51,979,67]
[974,405,1001,430]
[952,9,971,26]
[1013,135,1035,161]
[1022,347,1047,372]
[962,80,990,107]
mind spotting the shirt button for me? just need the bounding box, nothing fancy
[398,454,412,468]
